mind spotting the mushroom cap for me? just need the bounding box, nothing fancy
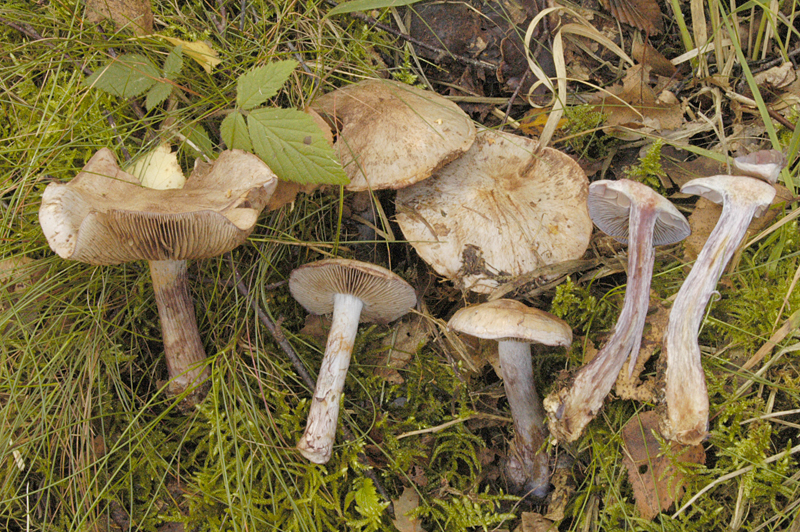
[39,148,278,265]
[313,79,476,191]
[732,149,787,184]
[448,299,572,346]
[289,258,417,324]
[395,129,592,294]
[681,174,776,218]
[588,179,690,246]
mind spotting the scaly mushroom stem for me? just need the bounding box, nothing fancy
[547,204,657,442]
[297,292,364,464]
[663,179,775,444]
[499,340,550,497]
[149,259,211,406]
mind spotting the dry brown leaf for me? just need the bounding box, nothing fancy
[621,411,705,520]
[600,0,663,34]
[86,0,154,36]
[392,487,425,532]
[266,180,318,211]
[514,512,557,532]
[631,36,676,78]
[298,314,330,344]
[544,465,575,521]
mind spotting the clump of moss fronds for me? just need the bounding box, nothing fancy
[562,104,617,160]
[625,139,667,191]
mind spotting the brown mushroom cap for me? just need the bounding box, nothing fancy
[289,258,417,324]
[587,179,691,246]
[39,148,277,265]
[312,79,476,191]
[395,129,592,293]
[448,299,572,346]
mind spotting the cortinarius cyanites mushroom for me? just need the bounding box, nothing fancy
[662,174,777,445]
[313,79,476,191]
[545,179,689,442]
[448,299,572,497]
[396,129,592,293]
[39,148,277,406]
[290,258,417,464]
[732,149,787,184]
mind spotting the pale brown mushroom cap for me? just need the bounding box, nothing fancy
[312,79,476,191]
[395,129,592,294]
[732,149,787,184]
[682,174,776,218]
[448,299,572,346]
[588,179,690,246]
[39,148,278,265]
[289,258,417,324]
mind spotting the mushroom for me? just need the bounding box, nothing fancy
[544,179,690,442]
[289,258,417,464]
[313,79,476,191]
[732,149,787,184]
[39,147,277,406]
[396,129,592,293]
[448,299,572,497]
[662,175,776,445]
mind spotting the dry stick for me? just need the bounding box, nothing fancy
[227,255,395,516]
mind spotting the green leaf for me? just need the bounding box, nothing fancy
[220,111,253,152]
[145,81,172,111]
[180,124,214,157]
[164,46,184,79]
[326,0,423,17]
[236,60,298,110]
[84,54,159,98]
[247,108,348,185]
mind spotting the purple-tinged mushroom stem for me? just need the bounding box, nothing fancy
[663,176,776,445]
[297,292,363,464]
[546,201,657,442]
[149,259,211,406]
[498,340,549,497]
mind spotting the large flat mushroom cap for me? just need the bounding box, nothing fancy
[682,174,777,217]
[289,258,417,324]
[588,179,690,246]
[313,79,476,191]
[395,129,592,293]
[449,299,572,346]
[39,148,278,265]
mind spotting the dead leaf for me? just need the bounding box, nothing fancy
[544,465,574,521]
[298,314,330,344]
[514,512,557,532]
[160,37,221,73]
[600,0,663,34]
[621,411,705,520]
[85,0,153,36]
[392,487,425,532]
[631,36,676,78]
[266,180,318,211]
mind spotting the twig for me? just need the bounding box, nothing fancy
[396,413,511,440]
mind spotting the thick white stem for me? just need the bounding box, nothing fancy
[663,200,759,444]
[498,340,550,497]
[149,259,210,406]
[297,293,364,464]
[547,205,657,442]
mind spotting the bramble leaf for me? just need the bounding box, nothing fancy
[220,111,253,152]
[84,54,158,98]
[237,60,298,110]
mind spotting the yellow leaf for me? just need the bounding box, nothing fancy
[161,36,221,73]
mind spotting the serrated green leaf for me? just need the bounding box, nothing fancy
[247,108,348,185]
[164,46,183,79]
[180,124,214,157]
[220,111,253,152]
[145,82,172,111]
[326,0,423,16]
[237,60,298,110]
[84,54,159,98]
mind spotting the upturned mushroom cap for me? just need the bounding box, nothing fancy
[682,175,776,217]
[395,129,592,294]
[312,79,476,191]
[448,299,572,346]
[289,258,417,324]
[588,180,690,246]
[39,148,278,265]
[732,149,787,184]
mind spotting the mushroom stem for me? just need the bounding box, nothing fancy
[297,292,364,464]
[498,340,549,497]
[149,260,211,404]
[548,204,657,442]
[663,187,770,444]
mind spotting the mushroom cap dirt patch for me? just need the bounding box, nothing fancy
[395,129,592,293]
[39,148,278,265]
[312,79,476,191]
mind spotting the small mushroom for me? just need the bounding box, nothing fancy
[544,180,689,442]
[396,129,592,293]
[732,149,787,184]
[313,79,476,191]
[289,258,417,464]
[662,175,776,445]
[448,299,572,497]
[39,148,277,406]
